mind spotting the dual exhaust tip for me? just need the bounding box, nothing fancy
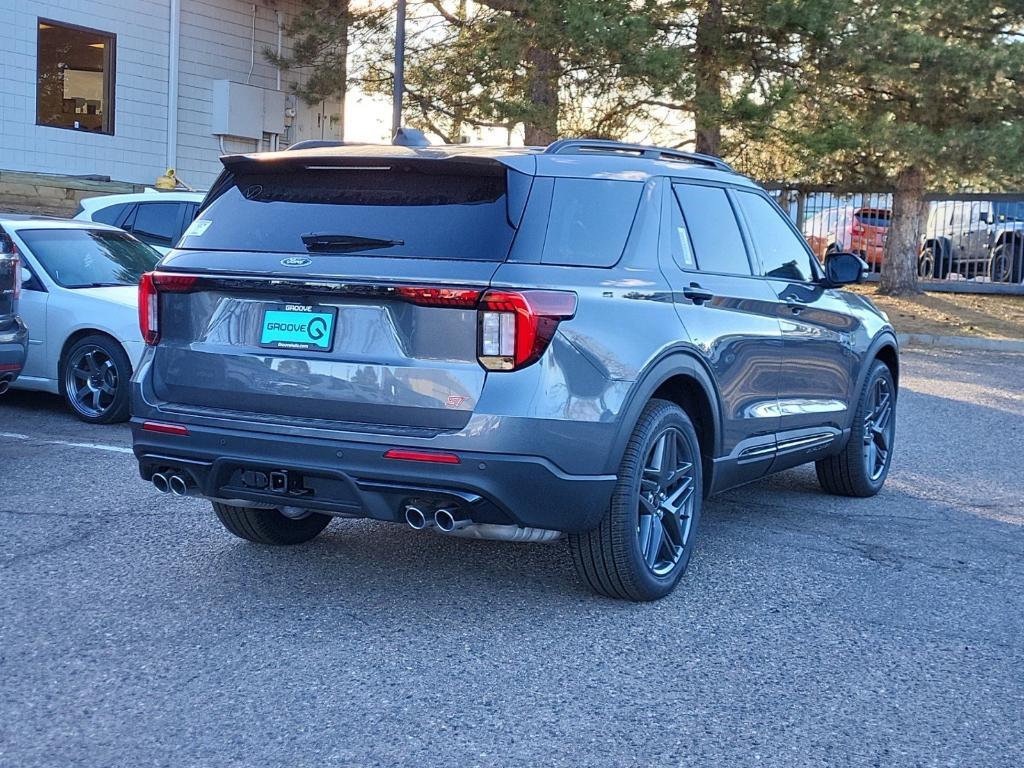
[404,504,470,533]
[152,472,190,496]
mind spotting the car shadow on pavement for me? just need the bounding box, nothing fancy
[182,382,1023,617]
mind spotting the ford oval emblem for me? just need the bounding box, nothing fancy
[280,257,312,268]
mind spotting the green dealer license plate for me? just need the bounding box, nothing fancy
[259,304,337,351]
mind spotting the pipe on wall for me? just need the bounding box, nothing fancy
[166,0,181,171]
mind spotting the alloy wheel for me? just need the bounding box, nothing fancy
[862,376,894,481]
[637,427,696,576]
[65,345,119,419]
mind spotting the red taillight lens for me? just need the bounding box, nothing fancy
[384,448,461,464]
[139,272,159,345]
[396,286,481,308]
[478,290,577,371]
[139,272,198,346]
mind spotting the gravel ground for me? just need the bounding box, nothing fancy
[1,348,1022,767]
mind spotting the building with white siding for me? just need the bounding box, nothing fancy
[0,0,366,191]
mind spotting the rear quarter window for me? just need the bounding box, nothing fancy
[541,178,643,267]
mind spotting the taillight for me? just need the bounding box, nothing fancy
[477,290,577,371]
[396,286,481,307]
[852,223,865,236]
[138,271,198,346]
[139,272,158,344]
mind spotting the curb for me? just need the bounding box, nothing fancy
[896,333,1024,353]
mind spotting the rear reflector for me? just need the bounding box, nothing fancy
[142,421,190,436]
[383,448,461,464]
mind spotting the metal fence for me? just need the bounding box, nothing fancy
[766,185,1024,287]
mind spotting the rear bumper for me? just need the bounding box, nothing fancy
[132,419,615,533]
[0,317,28,383]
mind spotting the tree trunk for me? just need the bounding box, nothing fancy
[879,166,927,296]
[694,0,723,157]
[524,44,559,145]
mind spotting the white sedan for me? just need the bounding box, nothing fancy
[2,215,158,423]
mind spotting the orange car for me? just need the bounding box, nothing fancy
[803,206,891,265]
[849,207,891,267]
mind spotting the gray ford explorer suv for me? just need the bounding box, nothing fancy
[131,139,899,601]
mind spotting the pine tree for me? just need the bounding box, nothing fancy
[783,0,1024,295]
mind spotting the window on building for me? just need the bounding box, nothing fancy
[36,19,115,134]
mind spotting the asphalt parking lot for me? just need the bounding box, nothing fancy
[1,348,1022,767]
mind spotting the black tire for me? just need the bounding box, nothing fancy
[816,360,896,497]
[917,244,950,279]
[568,399,703,602]
[988,241,1023,284]
[59,334,132,424]
[212,502,331,545]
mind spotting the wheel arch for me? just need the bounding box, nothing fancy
[610,352,722,492]
[850,332,900,426]
[58,329,133,383]
[921,236,951,257]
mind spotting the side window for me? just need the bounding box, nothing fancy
[541,178,643,267]
[735,191,816,282]
[130,203,185,248]
[90,202,130,226]
[672,184,751,275]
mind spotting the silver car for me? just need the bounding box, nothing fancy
[1,215,158,423]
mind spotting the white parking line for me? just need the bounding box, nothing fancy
[0,432,134,455]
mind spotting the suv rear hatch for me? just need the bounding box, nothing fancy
[145,152,532,432]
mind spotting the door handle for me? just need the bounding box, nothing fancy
[786,302,805,315]
[683,283,715,305]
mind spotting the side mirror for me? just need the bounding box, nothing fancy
[823,251,867,286]
[978,211,992,225]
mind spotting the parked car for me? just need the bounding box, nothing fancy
[2,215,159,422]
[75,190,205,255]
[0,226,28,394]
[920,199,1024,282]
[131,139,899,601]
[803,205,890,267]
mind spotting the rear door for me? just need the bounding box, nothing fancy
[149,158,526,432]
[662,181,783,483]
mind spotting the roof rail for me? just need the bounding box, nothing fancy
[544,138,733,172]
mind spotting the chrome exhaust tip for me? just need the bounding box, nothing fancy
[152,472,170,493]
[168,474,189,496]
[434,508,470,533]
[404,505,433,530]
[0,375,11,394]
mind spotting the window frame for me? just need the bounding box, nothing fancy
[36,17,117,136]
[731,188,824,284]
[668,180,758,279]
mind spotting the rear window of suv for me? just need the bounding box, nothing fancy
[181,165,521,261]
